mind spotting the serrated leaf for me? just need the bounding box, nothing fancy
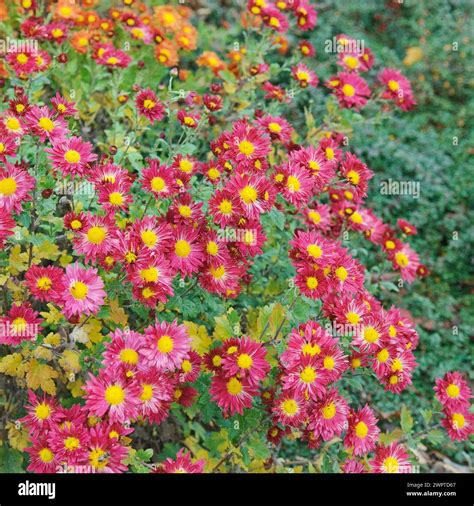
[401,404,414,433]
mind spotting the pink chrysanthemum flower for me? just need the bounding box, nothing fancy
[85,425,129,473]
[61,264,106,319]
[46,136,97,177]
[179,351,202,383]
[390,244,420,283]
[142,320,191,371]
[0,302,42,345]
[228,121,271,164]
[169,226,204,276]
[24,105,68,142]
[342,459,368,473]
[49,423,90,466]
[378,68,416,111]
[344,405,380,456]
[0,130,18,161]
[1,113,25,137]
[96,48,132,68]
[51,91,78,117]
[352,315,388,352]
[130,217,173,253]
[280,163,314,206]
[371,443,412,473]
[308,389,349,440]
[97,180,133,214]
[20,391,61,433]
[272,391,307,427]
[210,374,258,415]
[327,72,371,109]
[73,214,116,263]
[102,328,145,373]
[198,259,243,297]
[290,146,334,194]
[84,370,140,424]
[25,265,65,304]
[140,159,177,198]
[135,373,174,424]
[25,438,59,474]
[434,371,471,409]
[339,152,373,197]
[291,63,318,88]
[154,449,205,474]
[136,88,165,124]
[222,336,270,384]
[130,254,175,299]
[294,266,329,299]
[0,162,35,213]
[283,355,329,400]
[256,115,293,143]
[441,408,473,442]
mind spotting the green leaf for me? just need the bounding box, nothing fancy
[0,446,24,473]
[427,429,445,446]
[400,404,414,433]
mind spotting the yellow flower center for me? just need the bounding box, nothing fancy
[452,413,465,429]
[39,448,54,463]
[268,122,282,133]
[38,117,55,131]
[238,140,255,156]
[151,177,165,192]
[157,335,174,353]
[182,360,192,373]
[119,348,138,365]
[377,348,390,363]
[355,421,368,438]
[287,175,301,192]
[322,402,336,420]
[37,276,52,291]
[346,311,360,324]
[109,192,123,206]
[0,177,17,196]
[344,55,359,69]
[302,343,320,356]
[300,366,316,383]
[363,326,380,343]
[383,456,399,473]
[307,244,322,258]
[306,276,318,289]
[219,199,233,214]
[64,436,80,451]
[388,80,400,92]
[139,267,159,283]
[206,241,219,255]
[143,99,155,109]
[226,377,243,395]
[212,355,222,367]
[17,53,28,64]
[87,226,106,244]
[308,211,321,223]
[335,266,348,281]
[70,281,89,300]
[104,385,125,405]
[395,252,409,268]
[281,399,298,415]
[237,353,253,369]
[175,239,191,257]
[6,117,20,131]
[342,84,355,97]
[64,150,81,163]
[323,356,335,370]
[12,317,27,333]
[179,205,192,217]
[70,220,82,230]
[240,185,257,204]
[446,384,460,398]
[141,230,157,248]
[210,265,225,279]
[346,170,360,185]
[35,403,51,420]
[140,384,154,401]
[89,447,108,469]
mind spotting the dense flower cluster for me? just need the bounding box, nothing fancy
[435,371,473,442]
[1,0,467,477]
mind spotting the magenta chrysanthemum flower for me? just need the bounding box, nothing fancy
[0,302,42,345]
[434,371,471,409]
[102,328,145,373]
[344,405,380,456]
[20,391,61,434]
[0,162,35,214]
[25,438,59,473]
[46,136,97,177]
[370,443,412,473]
[154,448,205,474]
[85,424,129,474]
[441,408,473,442]
[136,88,165,124]
[61,264,106,319]
[210,374,258,415]
[24,105,68,142]
[142,320,191,371]
[222,336,270,384]
[308,389,349,440]
[272,391,307,427]
[169,226,204,276]
[135,372,174,424]
[25,265,65,303]
[0,211,16,248]
[84,370,140,424]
